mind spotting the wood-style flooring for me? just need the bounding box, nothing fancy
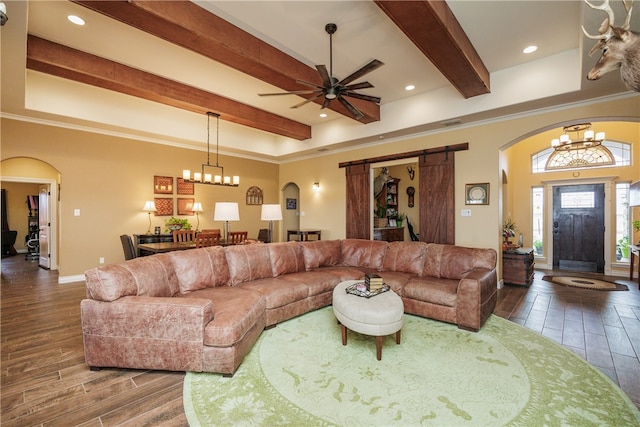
[1,255,639,426]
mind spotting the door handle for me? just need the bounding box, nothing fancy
[553,221,558,228]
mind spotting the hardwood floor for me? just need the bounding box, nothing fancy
[1,256,639,426]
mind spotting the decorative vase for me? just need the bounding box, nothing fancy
[167,224,182,231]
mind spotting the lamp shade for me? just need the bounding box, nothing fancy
[214,202,239,221]
[192,202,204,213]
[261,204,283,221]
[142,200,157,212]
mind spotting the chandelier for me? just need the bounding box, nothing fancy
[551,123,605,151]
[182,112,239,186]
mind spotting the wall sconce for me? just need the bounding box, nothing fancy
[192,202,204,232]
[142,200,157,234]
[312,182,320,192]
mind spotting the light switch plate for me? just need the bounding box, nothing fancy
[461,209,471,217]
[74,209,81,216]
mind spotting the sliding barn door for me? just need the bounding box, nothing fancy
[345,163,370,239]
[419,151,455,244]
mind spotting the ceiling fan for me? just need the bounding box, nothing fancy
[259,23,384,120]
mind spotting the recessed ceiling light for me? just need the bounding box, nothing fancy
[523,45,537,54]
[67,15,85,26]
[319,113,327,118]
[405,84,415,91]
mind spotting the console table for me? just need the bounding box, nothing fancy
[373,227,404,242]
[134,233,174,256]
[287,229,321,241]
[502,248,534,287]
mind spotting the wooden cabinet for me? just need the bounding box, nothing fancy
[382,178,400,219]
[502,248,535,287]
[374,227,405,242]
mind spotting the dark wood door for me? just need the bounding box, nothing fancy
[419,151,455,244]
[552,184,605,273]
[345,162,370,239]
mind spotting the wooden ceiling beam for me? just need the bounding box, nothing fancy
[375,0,490,98]
[71,0,380,123]
[26,35,311,141]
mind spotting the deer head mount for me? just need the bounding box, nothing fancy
[407,166,415,181]
[582,0,640,92]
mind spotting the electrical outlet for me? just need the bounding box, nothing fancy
[99,257,105,264]
[74,209,81,216]
[461,209,471,217]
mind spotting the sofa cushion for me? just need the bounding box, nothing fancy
[341,239,388,270]
[278,271,342,297]
[185,287,266,348]
[225,244,273,286]
[169,246,230,293]
[423,244,497,280]
[300,240,342,270]
[382,241,428,275]
[84,254,178,301]
[403,277,458,307]
[268,242,306,276]
[239,277,309,309]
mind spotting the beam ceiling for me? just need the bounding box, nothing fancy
[375,0,490,98]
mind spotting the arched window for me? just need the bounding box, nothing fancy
[532,141,631,173]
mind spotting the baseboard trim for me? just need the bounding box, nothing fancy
[59,274,85,284]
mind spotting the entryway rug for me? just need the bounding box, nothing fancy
[542,275,629,291]
[183,307,640,426]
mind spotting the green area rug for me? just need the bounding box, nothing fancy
[184,307,640,426]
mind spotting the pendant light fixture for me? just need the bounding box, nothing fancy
[551,123,605,151]
[183,112,239,186]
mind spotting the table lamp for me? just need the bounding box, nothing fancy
[213,202,239,242]
[192,202,204,232]
[260,203,282,243]
[142,200,157,234]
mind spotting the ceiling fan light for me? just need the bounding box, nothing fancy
[595,131,605,141]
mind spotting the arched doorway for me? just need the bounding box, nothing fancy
[1,157,60,270]
[282,182,300,242]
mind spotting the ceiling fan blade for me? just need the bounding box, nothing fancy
[344,81,374,91]
[291,92,324,109]
[296,79,325,90]
[321,98,331,109]
[338,96,364,120]
[338,59,384,86]
[258,90,318,96]
[316,65,332,88]
[343,91,381,104]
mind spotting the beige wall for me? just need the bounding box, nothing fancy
[280,95,639,277]
[2,95,638,280]
[1,119,279,278]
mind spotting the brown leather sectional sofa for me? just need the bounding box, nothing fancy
[82,239,497,376]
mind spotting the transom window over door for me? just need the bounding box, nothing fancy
[532,141,630,173]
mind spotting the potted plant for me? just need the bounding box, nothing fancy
[634,220,640,245]
[502,218,517,250]
[165,216,192,233]
[374,205,388,228]
[618,236,630,259]
[396,212,406,228]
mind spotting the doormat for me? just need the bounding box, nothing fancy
[542,276,628,291]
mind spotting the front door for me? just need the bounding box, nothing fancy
[552,184,605,273]
[38,185,51,269]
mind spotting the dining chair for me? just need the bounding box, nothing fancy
[228,231,248,245]
[195,232,221,248]
[119,234,136,260]
[200,229,221,237]
[257,228,269,243]
[173,229,196,243]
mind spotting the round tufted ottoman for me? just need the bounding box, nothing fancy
[332,280,404,360]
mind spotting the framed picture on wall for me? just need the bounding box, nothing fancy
[286,198,297,210]
[177,198,195,215]
[176,178,194,195]
[154,176,173,194]
[154,198,173,216]
[465,183,489,205]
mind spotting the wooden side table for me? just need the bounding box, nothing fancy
[629,245,640,290]
[287,229,321,241]
[502,248,534,287]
